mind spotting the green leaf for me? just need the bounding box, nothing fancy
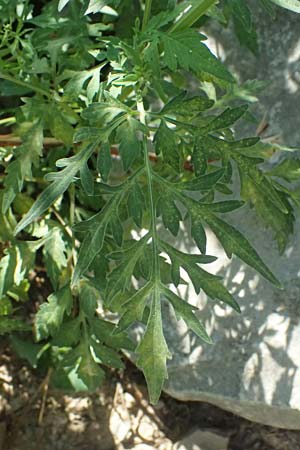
[162,286,212,343]
[80,162,94,195]
[85,0,118,16]
[43,228,68,290]
[192,137,208,176]
[154,120,180,170]
[106,235,149,302]
[230,0,252,31]
[176,168,224,191]
[3,122,43,213]
[115,282,153,333]
[90,317,135,351]
[116,117,142,171]
[270,0,300,12]
[10,336,45,368]
[162,94,214,116]
[15,144,96,234]
[110,213,123,247]
[170,0,218,31]
[202,200,245,213]
[190,215,207,253]
[136,288,171,404]
[79,282,99,318]
[161,29,234,83]
[0,243,34,298]
[267,158,300,182]
[158,193,182,236]
[52,318,81,347]
[0,296,13,315]
[127,181,146,227]
[65,66,104,100]
[91,340,124,369]
[240,172,294,253]
[97,143,112,182]
[35,286,73,341]
[82,96,128,126]
[160,240,241,312]
[201,105,248,134]
[202,210,281,287]
[48,104,74,145]
[72,192,124,285]
[232,12,258,55]
[76,343,105,391]
[0,317,30,335]
[259,0,276,16]
[233,153,289,214]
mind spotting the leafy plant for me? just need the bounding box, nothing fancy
[0,0,299,403]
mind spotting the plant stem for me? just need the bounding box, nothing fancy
[0,135,63,147]
[137,98,160,280]
[0,72,52,99]
[0,117,16,126]
[170,0,218,32]
[142,0,153,31]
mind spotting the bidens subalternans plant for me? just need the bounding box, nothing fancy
[0,0,299,403]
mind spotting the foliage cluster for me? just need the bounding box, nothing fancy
[0,0,300,403]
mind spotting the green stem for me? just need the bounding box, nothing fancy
[144,139,160,279]
[142,0,153,31]
[69,184,75,227]
[170,0,218,32]
[69,183,78,267]
[0,72,52,99]
[0,117,16,126]
[137,98,160,280]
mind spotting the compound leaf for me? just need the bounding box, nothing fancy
[161,29,234,82]
[15,144,96,234]
[35,286,73,341]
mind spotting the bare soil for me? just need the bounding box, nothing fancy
[1,343,300,450]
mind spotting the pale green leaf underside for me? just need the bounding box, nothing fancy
[136,287,171,405]
[58,0,70,12]
[270,0,300,12]
[15,144,96,235]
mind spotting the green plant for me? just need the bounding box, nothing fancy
[0,0,299,403]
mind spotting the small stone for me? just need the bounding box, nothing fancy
[65,396,90,412]
[0,366,12,383]
[157,438,173,450]
[174,429,229,450]
[124,392,135,408]
[109,408,131,444]
[138,419,156,441]
[132,445,155,450]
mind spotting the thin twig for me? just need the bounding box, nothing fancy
[0,135,63,147]
[38,368,53,426]
[51,207,74,240]
[0,135,194,170]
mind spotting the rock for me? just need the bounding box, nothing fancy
[132,445,155,450]
[109,383,131,444]
[156,7,300,430]
[109,407,131,444]
[162,200,300,429]
[207,3,300,148]
[138,417,157,441]
[174,429,229,450]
